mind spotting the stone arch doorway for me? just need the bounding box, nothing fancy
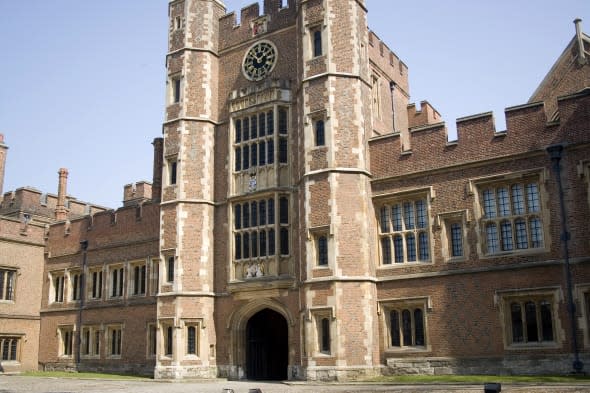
[246,308,288,380]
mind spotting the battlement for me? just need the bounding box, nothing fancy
[45,201,160,258]
[219,0,296,50]
[370,88,590,178]
[123,181,153,207]
[368,30,408,79]
[408,101,442,129]
[0,187,108,223]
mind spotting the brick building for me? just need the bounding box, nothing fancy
[2,0,590,381]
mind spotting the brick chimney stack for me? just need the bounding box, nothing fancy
[152,137,163,203]
[0,134,7,196]
[55,168,69,220]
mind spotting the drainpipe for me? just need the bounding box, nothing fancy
[76,240,89,368]
[547,144,583,373]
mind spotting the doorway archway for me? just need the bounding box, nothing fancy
[246,308,288,380]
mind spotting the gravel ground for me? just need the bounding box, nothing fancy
[1,376,590,393]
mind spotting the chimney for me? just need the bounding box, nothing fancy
[574,19,587,65]
[0,134,8,196]
[152,137,164,203]
[55,168,69,220]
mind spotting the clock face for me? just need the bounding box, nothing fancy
[242,41,277,81]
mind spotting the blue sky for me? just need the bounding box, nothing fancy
[1,1,588,208]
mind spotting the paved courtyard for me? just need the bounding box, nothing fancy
[1,376,590,393]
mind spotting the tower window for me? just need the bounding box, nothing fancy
[315,120,325,146]
[172,77,181,103]
[167,257,175,283]
[313,29,322,57]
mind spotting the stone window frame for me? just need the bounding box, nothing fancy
[87,266,104,301]
[469,168,549,258]
[129,260,147,297]
[308,23,324,59]
[378,296,432,353]
[146,322,157,359]
[159,318,176,359]
[173,15,183,31]
[169,73,182,105]
[107,263,125,299]
[371,73,381,120]
[106,324,123,359]
[0,267,17,302]
[307,307,335,357]
[574,283,590,349]
[49,270,65,304]
[57,325,75,358]
[306,109,329,150]
[435,210,471,262]
[495,287,562,350]
[181,318,204,359]
[80,325,101,359]
[374,186,435,267]
[0,334,22,362]
[166,155,178,186]
[232,108,276,174]
[307,225,332,269]
[231,193,291,280]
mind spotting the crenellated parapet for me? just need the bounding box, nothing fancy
[219,0,296,50]
[368,30,408,91]
[0,187,107,224]
[407,100,442,130]
[45,202,160,258]
[369,88,590,179]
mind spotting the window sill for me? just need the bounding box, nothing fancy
[107,355,122,359]
[378,261,432,269]
[385,346,430,354]
[480,247,547,259]
[0,299,15,304]
[506,341,560,350]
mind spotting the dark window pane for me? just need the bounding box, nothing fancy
[280,228,289,255]
[525,301,538,342]
[540,300,554,341]
[259,113,266,136]
[268,198,275,224]
[251,232,258,258]
[313,30,322,57]
[242,145,250,170]
[251,144,257,167]
[315,120,325,146]
[381,237,392,265]
[235,234,242,259]
[402,309,412,346]
[251,202,258,227]
[267,110,274,134]
[243,118,250,140]
[243,203,250,228]
[390,310,400,346]
[187,326,196,354]
[279,137,288,163]
[235,119,242,142]
[279,197,289,224]
[235,205,242,230]
[511,302,523,343]
[278,108,288,134]
[321,318,330,352]
[414,309,425,346]
[318,236,328,266]
[406,233,416,262]
[259,141,266,165]
[259,200,266,225]
[235,148,241,171]
[260,231,267,257]
[450,223,463,257]
[251,115,257,139]
[393,235,404,263]
[268,229,276,255]
[243,233,250,258]
[267,139,274,164]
